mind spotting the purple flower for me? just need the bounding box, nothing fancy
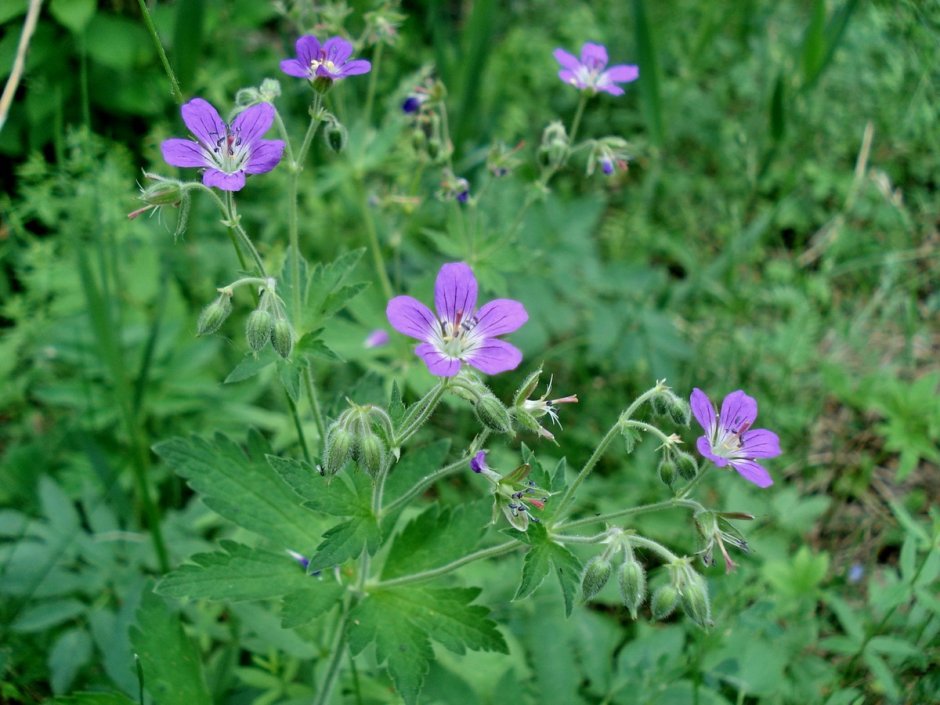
[280,35,371,83]
[690,389,781,488]
[600,156,615,175]
[364,328,390,348]
[161,99,285,192]
[470,450,489,474]
[553,42,638,96]
[386,262,528,377]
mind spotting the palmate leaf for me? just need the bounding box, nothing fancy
[348,586,508,705]
[512,523,582,616]
[153,431,327,554]
[156,541,313,602]
[381,500,491,580]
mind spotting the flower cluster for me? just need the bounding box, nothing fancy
[470,451,550,531]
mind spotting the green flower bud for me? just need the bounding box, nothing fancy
[618,559,647,619]
[651,585,679,620]
[259,79,281,101]
[651,392,671,417]
[357,432,386,477]
[324,120,347,153]
[245,309,274,353]
[658,456,677,487]
[323,425,354,477]
[196,293,232,336]
[411,128,428,152]
[680,571,713,629]
[312,76,334,94]
[141,178,183,207]
[581,556,613,601]
[668,397,691,427]
[427,137,442,160]
[474,394,513,434]
[675,451,698,481]
[271,318,294,359]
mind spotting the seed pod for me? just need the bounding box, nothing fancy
[658,456,677,488]
[512,367,543,407]
[196,293,233,336]
[474,394,513,434]
[357,432,386,477]
[245,309,274,353]
[271,318,294,359]
[651,585,679,620]
[581,556,613,601]
[618,559,647,619]
[675,451,698,481]
[680,571,713,629]
[322,425,354,477]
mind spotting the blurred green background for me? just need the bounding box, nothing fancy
[1,0,938,703]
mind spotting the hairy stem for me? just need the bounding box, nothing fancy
[370,541,520,589]
[557,498,704,531]
[135,0,183,104]
[312,600,350,705]
[393,380,448,446]
[553,419,621,519]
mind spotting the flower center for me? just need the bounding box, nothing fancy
[309,57,339,75]
[208,130,251,174]
[434,310,480,359]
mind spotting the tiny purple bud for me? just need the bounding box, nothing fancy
[364,329,390,348]
[286,550,310,571]
[470,450,488,474]
[848,564,864,583]
[402,96,422,113]
[601,157,615,175]
[456,189,470,203]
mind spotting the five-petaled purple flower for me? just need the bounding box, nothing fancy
[161,99,285,192]
[280,35,371,83]
[553,42,638,96]
[386,262,528,377]
[690,389,782,488]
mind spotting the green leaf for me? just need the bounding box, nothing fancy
[49,0,97,34]
[632,0,664,146]
[825,593,865,643]
[224,349,277,384]
[277,356,305,403]
[305,249,367,327]
[348,586,507,705]
[389,381,405,424]
[11,599,85,632]
[279,583,345,628]
[156,541,313,602]
[382,500,490,579]
[513,523,582,616]
[862,650,901,701]
[297,329,342,361]
[49,694,137,705]
[867,636,924,661]
[769,72,786,142]
[153,432,326,552]
[48,627,92,694]
[801,0,827,87]
[130,590,211,705]
[384,440,452,502]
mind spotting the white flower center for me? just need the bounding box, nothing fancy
[205,131,251,174]
[430,310,483,360]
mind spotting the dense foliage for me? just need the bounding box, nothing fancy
[1,1,938,704]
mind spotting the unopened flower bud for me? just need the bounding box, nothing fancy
[680,571,712,629]
[271,318,294,359]
[246,309,274,353]
[357,432,386,477]
[312,76,334,94]
[427,138,442,160]
[259,79,281,101]
[658,456,677,487]
[675,451,698,481]
[324,120,347,153]
[196,293,233,336]
[618,560,647,619]
[475,394,513,434]
[141,178,183,207]
[651,585,679,620]
[411,128,428,152]
[581,556,612,601]
[539,121,569,168]
[323,424,355,477]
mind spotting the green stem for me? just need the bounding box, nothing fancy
[312,600,350,705]
[224,193,267,276]
[358,180,394,300]
[136,0,183,104]
[382,431,490,517]
[370,540,520,589]
[363,42,383,126]
[676,467,708,499]
[553,419,621,519]
[568,93,588,145]
[303,367,327,452]
[393,380,448,446]
[285,392,313,466]
[630,535,681,563]
[557,498,704,532]
[551,531,611,544]
[621,383,665,422]
[622,419,677,447]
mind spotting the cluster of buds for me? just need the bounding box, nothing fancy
[402,75,449,161]
[694,510,753,573]
[322,402,393,477]
[579,531,648,618]
[486,141,525,178]
[449,369,513,434]
[470,451,550,531]
[437,168,470,203]
[656,443,699,488]
[650,382,692,426]
[652,558,713,629]
[538,121,569,169]
[235,79,282,108]
[511,368,578,442]
[244,279,294,359]
[586,136,632,177]
[362,2,406,47]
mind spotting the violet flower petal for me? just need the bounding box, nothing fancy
[558,69,579,86]
[181,98,226,148]
[474,299,528,337]
[203,169,246,192]
[720,390,759,433]
[323,36,354,64]
[580,42,609,68]
[690,388,716,433]
[731,459,774,488]
[386,296,437,340]
[161,138,206,168]
[696,436,728,467]
[470,450,488,473]
[244,140,285,174]
[466,339,523,375]
[232,103,276,144]
[280,59,310,78]
[553,48,581,71]
[598,83,625,96]
[605,64,639,82]
[740,429,782,459]
[434,262,478,324]
[415,342,462,377]
[295,35,321,66]
[337,59,372,76]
